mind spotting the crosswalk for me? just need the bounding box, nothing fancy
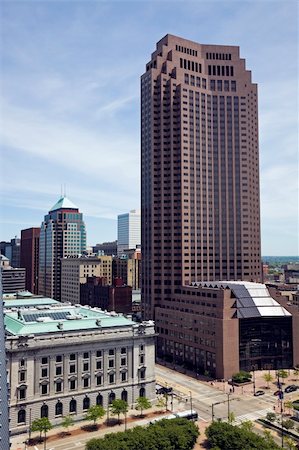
[234,407,273,424]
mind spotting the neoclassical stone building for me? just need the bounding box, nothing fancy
[4,295,156,435]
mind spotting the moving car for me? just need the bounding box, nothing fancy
[285,385,298,393]
[254,390,265,396]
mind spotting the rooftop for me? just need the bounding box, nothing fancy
[192,281,291,318]
[49,196,78,212]
[4,301,135,336]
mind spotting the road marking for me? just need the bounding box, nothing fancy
[235,407,273,424]
[75,443,82,446]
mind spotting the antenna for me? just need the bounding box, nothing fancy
[60,184,63,197]
[64,184,66,197]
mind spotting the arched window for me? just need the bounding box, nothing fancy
[108,392,115,404]
[18,409,26,424]
[69,399,77,414]
[139,387,146,398]
[96,394,103,406]
[83,397,90,411]
[55,401,63,416]
[41,404,48,418]
[121,390,128,402]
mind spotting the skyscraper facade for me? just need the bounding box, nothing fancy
[141,34,261,321]
[39,196,86,300]
[20,227,40,294]
[117,210,141,255]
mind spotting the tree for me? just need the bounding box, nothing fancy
[263,373,273,389]
[156,396,166,411]
[265,412,276,422]
[277,369,288,384]
[282,419,295,431]
[135,396,152,417]
[239,420,254,432]
[228,411,235,424]
[284,400,294,415]
[85,405,105,427]
[293,368,299,382]
[61,415,74,433]
[31,417,52,443]
[110,399,128,425]
[206,421,282,450]
[86,418,199,450]
[284,437,297,450]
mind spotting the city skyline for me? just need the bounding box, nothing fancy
[1,1,298,255]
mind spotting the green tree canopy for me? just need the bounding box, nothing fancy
[110,399,128,424]
[205,421,282,450]
[135,396,152,417]
[31,417,53,442]
[61,415,74,431]
[85,405,106,426]
[86,418,199,450]
[263,373,273,388]
[277,369,288,380]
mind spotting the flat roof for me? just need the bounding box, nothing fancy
[4,302,135,336]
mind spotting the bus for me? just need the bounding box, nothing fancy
[150,410,198,424]
[175,410,198,421]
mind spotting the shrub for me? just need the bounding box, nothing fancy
[232,371,252,383]
[86,418,199,450]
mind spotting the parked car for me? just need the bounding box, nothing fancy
[274,390,280,396]
[254,390,265,396]
[285,385,298,393]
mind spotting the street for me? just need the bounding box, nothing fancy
[155,365,298,424]
[12,365,299,450]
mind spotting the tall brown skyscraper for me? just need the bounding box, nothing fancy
[141,34,261,321]
[20,227,40,294]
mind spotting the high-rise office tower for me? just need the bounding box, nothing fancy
[39,196,86,300]
[141,34,261,320]
[117,210,141,255]
[20,227,40,294]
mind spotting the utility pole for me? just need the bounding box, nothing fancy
[189,391,193,414]
[227,393,231,421]
[252,364,256,395]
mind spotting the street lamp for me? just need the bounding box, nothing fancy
[28,408,32,444]
[189,391,193,415]
[251,365,256,395]
[227,393,231,421]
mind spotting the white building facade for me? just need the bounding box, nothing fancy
[4,298,156,435]
[117,210,141,256]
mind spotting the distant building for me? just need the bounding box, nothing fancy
[293,292,299,309]
[1,256,26,293]
[20,227,40,294]
[4,296,155,435]
[93,241,117,256]
[0,237,21,268]
[39,196,86,301]
[117,210,140,256]
[61,255,113,304]
[80,277,132,314]
[113,249,141,290]
[284,263,299,284]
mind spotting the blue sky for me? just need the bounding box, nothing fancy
[1,0,298,255]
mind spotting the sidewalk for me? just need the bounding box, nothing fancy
[10,398,188,450]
